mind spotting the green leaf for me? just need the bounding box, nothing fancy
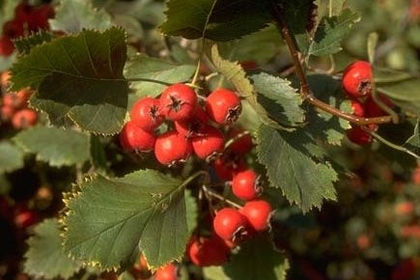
[124,54,195,97]
[0,0,19,28]
[160,0,271,41]
[405,120,420,155]
[49,0,113,33]
[203,266,230,280]
[0,141,24,173]
[224,236,289,280]
[13,31,54,55]
[307,9,360,57]
[251,72,305,126]
[367,32,379,64]
[10,27,129,135]
[315,0,346,17]
[63,170,199,269]
[13,126,90,167]
[24,218,82,279]
[256,125,338,212]
[89,135,109,174]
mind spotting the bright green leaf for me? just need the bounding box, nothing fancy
[63,170,199,269]
[10,27,129,135]
[13,126,90,167]
[24,218,82,279]
[0,141,24,173]
[203,266,230,280]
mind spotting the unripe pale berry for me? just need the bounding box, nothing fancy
[191,125,224,160]
[213,208,248,242]
[12,109,37,129]
[130,97,164,131]
[232,169,261,201]
[119,121,156,152]
[205,88,242,125]
[159,84,197,121]
[342,61,372,98]
[155,263,178,280]
[154,130,192,165]
[240,200,272,232]
[187,235,230,266]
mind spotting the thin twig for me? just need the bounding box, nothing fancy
[202,185,242,209]
[366,130,420,159]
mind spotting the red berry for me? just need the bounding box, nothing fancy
[154,130,192,165]
[15,3,32,22]
[12,109,37,129]
[213,208,248,242]
[130,97,164,131]
[1,105,15,122]
[159,84,197,121]
[346,126,374,146]
[1,71,10,88]
[232,169,261,201]
[240,200,272,232]
[174,105,208,138]
[213,156,246,181]
[3,89,31,109]
[342,61,372,98]
[0,36,14,56]
[28,5,54,31]
[365,95,395,117]
[187,235,230,266]
[205,88,242,125]
[191,125,224,160]
[14,210,38,229]
[119,121,156,152]
[350,99,365,117]
[155,263,178,280]
[227,129,253,155]
[3,19,24,38]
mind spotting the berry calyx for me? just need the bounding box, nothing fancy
[365,95,395,117]
[213,156,246,181]
[342,61,372,98]
[119,121,156,152]
[130,97,164,131]
[346,126,374,146]
[154,130,192,165]
[227,129,253,155]
[0,36,14,56]
[159,84,197,121]
[213,208,248,242]
[174,105,208,138]
[232,169,262,201]
[155,263,178,280]
[240,200,272,232]
[187,235,230,266]
[350,99,365,117]
[205,88,242,125]
[191,125,225,160]
[12,109,37,129]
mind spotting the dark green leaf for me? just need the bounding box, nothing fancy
[405,121,420,155]
[13,31,54,55]
[10,28,129,135]
[203,266,230,280]
[0,141,24,173]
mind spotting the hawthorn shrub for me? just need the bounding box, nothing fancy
[0,0,419,279]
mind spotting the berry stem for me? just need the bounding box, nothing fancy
[270,1,397,126]
[202,185,243,209]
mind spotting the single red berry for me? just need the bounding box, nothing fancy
[191,125,224,160]
[346,126,373,146]
[205,88,242,125]
[213,208,248,242]
[159,84,197,121]
[350,99,365,117]
[12,109,37,129]
[0,36,14,56]
[119,121,156,152]
[28,5,54,31]
[213,156,246,181]
[3,89,31,109]
[14,210,38,229]
[130,97,164,131]
[155,263,178,280]
[174,105,208,138]
[227,129,253,155]
[342,61,372,98]
[232,169,262,201]
[240,200,272,232]
[154,130,192,165]
[0,105,15,122]
[187,235,230,266]
[3,19,24,38]
[365,95,395,117]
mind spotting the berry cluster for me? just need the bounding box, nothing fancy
[0,72,37,129]
[0,3,54,57]
[342,61,395,145]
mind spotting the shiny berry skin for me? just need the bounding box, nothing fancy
[213,208,248,241]
[350,99,365,117]
[1,105,15,122]
[191,125,224,160]
[205,88,242,125]
[155,263,178,280]
[0,36,14,56]
[213,156,246,181]
[187,235,230,266]
[365,95,394,117]
[227,129,253,155]
[174,105,208,138]
[232,169,261,201]
[240,200,272,232]
[154,130,192,165]
[119,121,156,152]
[130,97,164,131]
[342,61,372,98]
[159,84,197,121]
[12,109,37,129]
[346,126,373,146]
[14,210,38,229]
